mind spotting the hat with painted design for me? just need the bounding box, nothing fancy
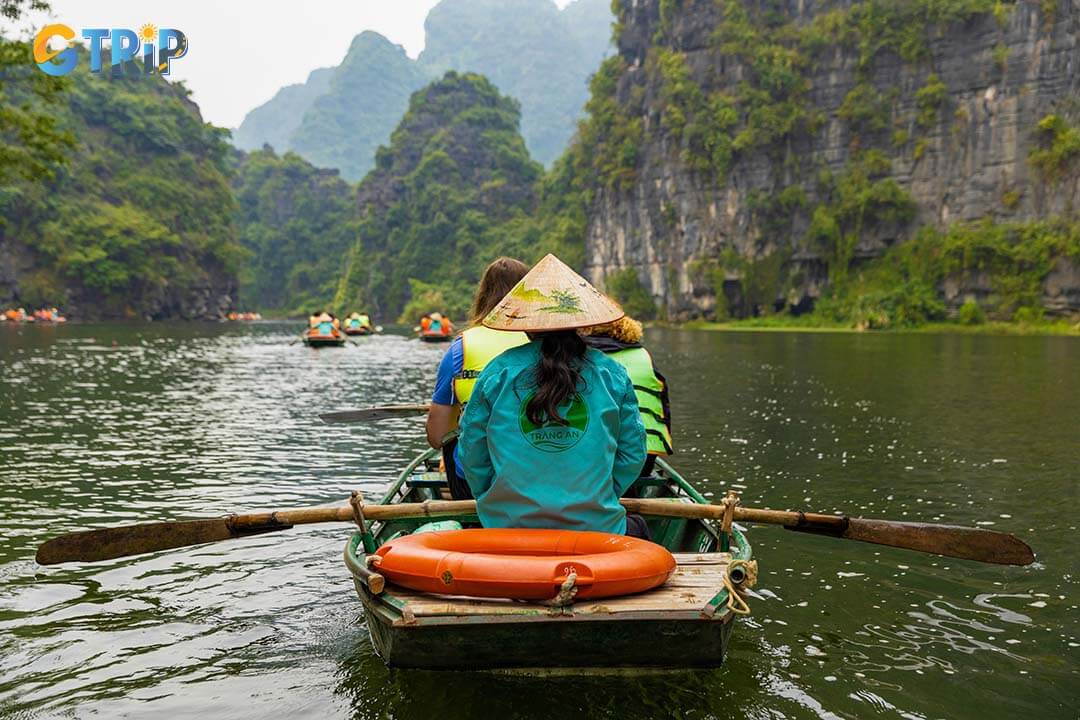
[483,254,624,332]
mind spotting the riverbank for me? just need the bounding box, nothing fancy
[677,317,1080,336]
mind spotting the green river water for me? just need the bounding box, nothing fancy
[0,322,1076,719]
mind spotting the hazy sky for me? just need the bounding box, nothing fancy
[15,0,573,128]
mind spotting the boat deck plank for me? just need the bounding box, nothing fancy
[381,552,732,618]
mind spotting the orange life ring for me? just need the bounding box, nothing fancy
[371,528,676,600]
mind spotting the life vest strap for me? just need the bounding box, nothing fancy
[646,428,674,455]
[633,384,664,399]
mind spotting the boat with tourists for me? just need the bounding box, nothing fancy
[301,329,346,347]
[343,312,375,335]
[344,448,754,670]
[417,312,453,342]
[343,326,372,336]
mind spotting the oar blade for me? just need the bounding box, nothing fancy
[842,519,1035,566]
[36,518,237,566]
[320,404,430,424]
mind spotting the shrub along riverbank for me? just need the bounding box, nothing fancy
[680,317,1080,336]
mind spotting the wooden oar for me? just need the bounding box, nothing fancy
[319,404,430,424]
[36,498,1034,567]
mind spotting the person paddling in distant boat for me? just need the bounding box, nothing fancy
[347,312,373,332]
[457,254,650,539]
[427,257,530,500]
[316,312,336,336]
[428,313,444,334]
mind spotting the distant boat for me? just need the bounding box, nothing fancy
[301,329,346,347]
[417,313,453,342]
[344,326,373,336]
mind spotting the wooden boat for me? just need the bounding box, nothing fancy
[302,331,346,347]
[418,332,452,343]
[343,326,373,336]
[344,449,753,671]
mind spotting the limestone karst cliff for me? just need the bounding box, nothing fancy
[582,0,1080,321]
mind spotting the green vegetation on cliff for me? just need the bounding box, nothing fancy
[0,39,73,184]
[0,47,242,318]
[232,148,358,314]
[565,0,1078,327]
[333,72,543,321]
[808,216,1080,329]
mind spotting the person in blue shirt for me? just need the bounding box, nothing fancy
[457,254,649,538]
[427,257,530,499]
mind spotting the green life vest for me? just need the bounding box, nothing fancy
[454,326,529,406]
[610,347,673,456]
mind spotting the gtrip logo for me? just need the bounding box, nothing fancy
[33,23,188,77]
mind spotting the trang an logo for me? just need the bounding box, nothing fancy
[519,393,590,453]
[33,23,188,76]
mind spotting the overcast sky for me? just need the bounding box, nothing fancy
[13,0,573,128]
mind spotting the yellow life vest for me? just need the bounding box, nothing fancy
[610,347,673,456]
[454,326,529,406]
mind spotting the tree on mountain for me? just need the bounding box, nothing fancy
[0,0,75,183]
[333,71,543,320]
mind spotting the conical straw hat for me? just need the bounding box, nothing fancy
[483,254,624,332]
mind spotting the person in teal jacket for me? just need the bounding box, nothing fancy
[457,254,648,537]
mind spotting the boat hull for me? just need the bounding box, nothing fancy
[302,335,346,347]
[345,451,751,671]
[343,328,372,336]
[418,334,452,343]
[356,581,734,670]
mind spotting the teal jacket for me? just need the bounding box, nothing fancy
[458,340,646,534]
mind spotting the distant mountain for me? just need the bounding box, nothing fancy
[289,32,431,181]
[230,0,612,178]
[419,0,612,166]
[230,66,333,153]
[333,72,543,320]
[561,0,614,69]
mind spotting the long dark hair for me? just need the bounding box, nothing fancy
[526,330,587,426]
[469,257,530,326]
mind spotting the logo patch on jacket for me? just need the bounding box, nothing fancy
[518,393,590,452]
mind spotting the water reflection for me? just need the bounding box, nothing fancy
[0,323,1077,719]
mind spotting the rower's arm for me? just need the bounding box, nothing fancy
[427,341,462,449]
[426,404,457,449]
